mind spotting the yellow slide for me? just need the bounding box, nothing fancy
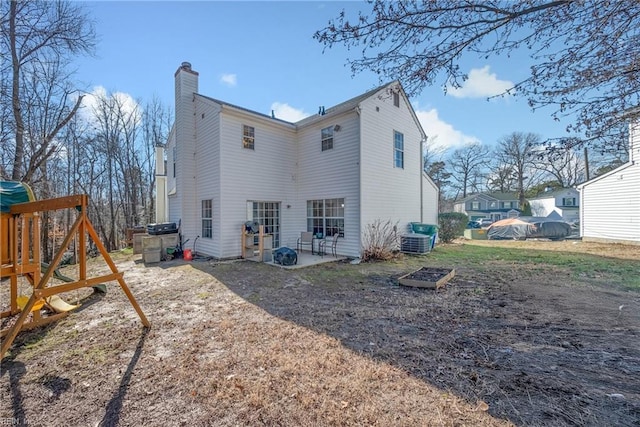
[45,295,80,313]
[16,296,45,312]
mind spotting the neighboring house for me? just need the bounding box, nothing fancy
[529,188,580,223]
[578,119,640,245]
[453,192,521,222]
[158,62,439,259]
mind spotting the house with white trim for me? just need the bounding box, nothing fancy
[453,192,521,223]
[157,62,439,259]
[529,188,580,223]
[578,120,640,245]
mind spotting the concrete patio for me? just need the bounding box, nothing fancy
[259,250,349,269]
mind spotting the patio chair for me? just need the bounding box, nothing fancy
[297,232,313,253]
[319,233,339,257]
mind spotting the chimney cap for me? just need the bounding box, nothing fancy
[181,61,192,70]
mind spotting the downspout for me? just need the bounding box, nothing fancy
[356,105,362,258]
[420,137,425,222]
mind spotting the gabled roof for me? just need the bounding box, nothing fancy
[578,161,635,189]
[195,94,296,127]
[529,188,579,200]
[458,192,519,203]
[295,81,395,127]
[193,80,426,140]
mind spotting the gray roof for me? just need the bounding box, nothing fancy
[459,192,519,203]
[195,80,401,129]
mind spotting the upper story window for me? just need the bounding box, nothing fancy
[243,125,255,150]
[393,91,400,107]
[562,197,576,206]
[471,201,481,210]
[321,126,334,151]
[393,131,404,169]
[502,201,512,209]
[489,201,497,208]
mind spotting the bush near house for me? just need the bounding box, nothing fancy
[361,219,400,261]
[438,212,468,243]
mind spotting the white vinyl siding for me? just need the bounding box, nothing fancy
[190,97,222,257]
[421,173,439,225]
[217,108,296,258]
[295,111,360,257]
[359,87,424,238]
[581,163,640,243]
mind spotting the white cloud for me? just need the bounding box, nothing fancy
[270,102,309,122]
[220,73,237,87]
[78,86,141,127]
[447,65,513,98]
[415,108,480,150]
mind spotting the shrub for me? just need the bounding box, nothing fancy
[438,212,468,243]
[361,219,400,262]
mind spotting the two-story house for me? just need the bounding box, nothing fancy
[157,62,439,259]
[528,188,580,223]
[453,192,521,222]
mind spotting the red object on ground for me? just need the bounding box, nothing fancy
[183,249,192,261]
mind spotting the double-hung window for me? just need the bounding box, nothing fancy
[394,131,404,169]
[201,199,212,238]
[243,125,255,150]
[321,126,333,151]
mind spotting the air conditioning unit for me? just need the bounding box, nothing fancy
[401,234,431,254]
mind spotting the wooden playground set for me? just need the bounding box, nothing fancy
[1,182,149,358]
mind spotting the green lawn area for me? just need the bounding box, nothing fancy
[423,243,640,291]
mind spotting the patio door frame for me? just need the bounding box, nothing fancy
[248,201,280,248]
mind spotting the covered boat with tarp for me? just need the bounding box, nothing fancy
[487,216,571,241]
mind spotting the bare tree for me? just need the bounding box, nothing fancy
[2,0,95,182]
[494,132,544,206]
[486,164,517,193]
[533,143,586,187]
[141,97,172,224]
[315,1,640,148]
[448,143,489,198]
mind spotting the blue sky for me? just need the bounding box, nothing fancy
[76,1,572,154]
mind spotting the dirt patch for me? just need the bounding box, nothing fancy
[1,240,639,426]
